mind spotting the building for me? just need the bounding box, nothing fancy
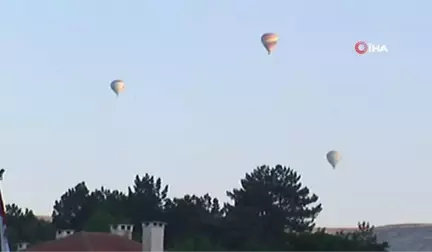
[21,221,166,252]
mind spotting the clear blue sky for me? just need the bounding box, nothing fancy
[0,0,430,227]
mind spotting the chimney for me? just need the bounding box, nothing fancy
[110,224,134,240]
[17,242,29,251]
[142,221,166,252]
[55,229,74,240]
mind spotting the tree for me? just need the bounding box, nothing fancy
[286,231,370,251]
[7,166,387,251]
[221,165,322,250]
[6,204,55,249]
[32,220,55,245]
[126,174,168,240]
[168,234,226,251]
[333,221,389,251]
[5,204,25,248]
[83,208,116,232]
[52,182,94,230]
[90,187,128,221]
[164,194,223,248]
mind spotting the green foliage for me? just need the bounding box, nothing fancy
[52,182,92,230]
[5,204,55,250]
[5,166,389,251]
[126,174,168,238]
[169,235,226,251]
[83,208,116,232]
[221,165,323,250]
[164,194,223,248]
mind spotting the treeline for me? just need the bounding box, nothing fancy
[5,165,389,251]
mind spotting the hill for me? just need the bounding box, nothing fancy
[323,224,432,251]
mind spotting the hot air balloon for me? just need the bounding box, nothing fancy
[261,33,278,55]
[326,150,341,169]
[110,80,125,96]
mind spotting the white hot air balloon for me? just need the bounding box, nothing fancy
[110,80,125,96]
[326,150,341,169]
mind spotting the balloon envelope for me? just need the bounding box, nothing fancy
[261,33,278,54]
[110,80,125,96]
[326,150,341,168]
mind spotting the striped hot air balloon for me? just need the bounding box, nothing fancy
[261,33,279,55]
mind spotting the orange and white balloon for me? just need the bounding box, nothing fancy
[261,33,278,55]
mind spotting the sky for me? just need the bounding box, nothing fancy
[0,0,431,227]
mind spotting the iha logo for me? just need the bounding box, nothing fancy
[354,41,388,55]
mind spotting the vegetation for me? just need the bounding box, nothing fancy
[5,164,389,251]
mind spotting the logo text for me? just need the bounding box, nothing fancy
[355,41,388,55]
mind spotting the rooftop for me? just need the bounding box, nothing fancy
[24,231,142,252]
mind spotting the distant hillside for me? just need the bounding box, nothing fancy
[321,224,432,251]
[35,215,52,222]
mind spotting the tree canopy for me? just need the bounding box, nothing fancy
[5,165,389,251]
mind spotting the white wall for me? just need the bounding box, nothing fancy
[142,221,166,252]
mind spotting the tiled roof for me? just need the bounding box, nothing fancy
[24,232,142,251]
